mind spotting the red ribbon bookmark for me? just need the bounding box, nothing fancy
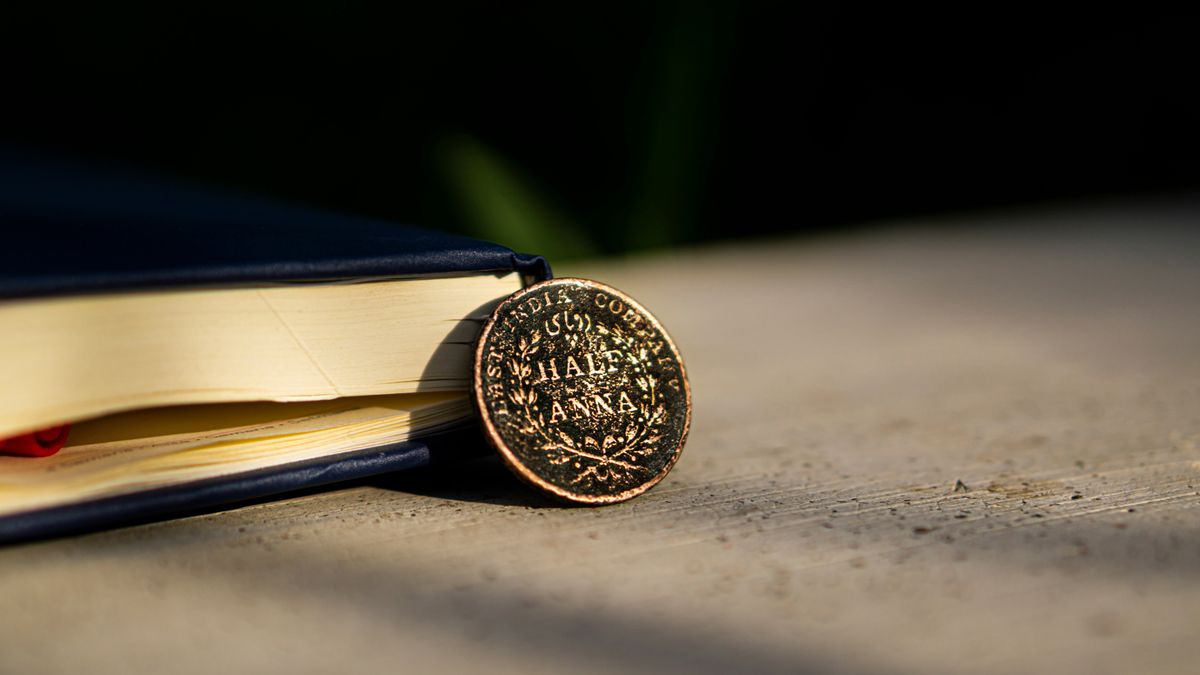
[0,425,70,457]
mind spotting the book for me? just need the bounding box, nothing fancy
[0,152,549,541]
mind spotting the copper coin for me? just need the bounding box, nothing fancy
[473,278,691,504]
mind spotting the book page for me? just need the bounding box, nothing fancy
[0,393,470,517]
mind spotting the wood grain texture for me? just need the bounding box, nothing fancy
[2,200,1199,675]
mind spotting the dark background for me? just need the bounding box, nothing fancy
[5,4,1199,258]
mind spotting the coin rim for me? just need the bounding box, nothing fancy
[473,277,692,505]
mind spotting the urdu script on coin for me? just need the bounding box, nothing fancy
[473,278,691,504]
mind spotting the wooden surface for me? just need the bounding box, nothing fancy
[3,200,1200,675]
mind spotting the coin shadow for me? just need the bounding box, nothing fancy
[365,455,561,509]
[413,294,502,396]
[399,293,564,508]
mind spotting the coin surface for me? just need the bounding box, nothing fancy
[473,278,691,504]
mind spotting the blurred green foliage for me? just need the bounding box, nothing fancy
[434,3,729,260]
[439,135,597,260]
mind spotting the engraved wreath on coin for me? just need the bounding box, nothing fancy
[474,278,691,503]
[507,323,666,486]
